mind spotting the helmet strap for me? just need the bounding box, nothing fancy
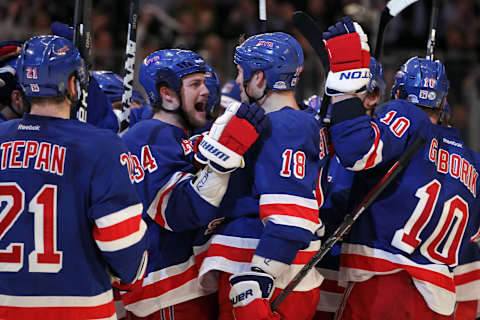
[244,78,269,105]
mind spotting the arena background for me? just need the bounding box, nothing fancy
[0,0,479,149]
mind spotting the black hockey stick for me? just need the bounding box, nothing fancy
[426,0,439,60]
[73,0,92,123]
[291,11,330,121]
[270,135,427,311]
[118,0,140,134]
[374,0,419,59]
[259,0,267,33]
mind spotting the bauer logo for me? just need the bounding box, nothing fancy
[200,140,230,162]
[339,70,370,80]
[144,55,160,66]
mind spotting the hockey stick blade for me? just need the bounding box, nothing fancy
[270,135,426,311]
[374,0,419,59]
[292,11,330,120]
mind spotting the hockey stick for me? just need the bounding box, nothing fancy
[426,0,439,60]
[374,0,419,59]
[118,0,140,134]
[73,0,92,123]
[259,0,267,33]
[291,11,330,121]
[270,135,427,311]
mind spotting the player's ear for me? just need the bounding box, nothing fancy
[159,86,176,103]
[253,71,266,90]
[67,75,79,100]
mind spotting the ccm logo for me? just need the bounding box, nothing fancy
[339,70,370,80]
[200,140,230,161]
[230,289,254,304]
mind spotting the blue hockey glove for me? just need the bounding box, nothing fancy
[229,270,280,320]
[322,17,370,96]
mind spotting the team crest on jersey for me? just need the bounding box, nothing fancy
[181,139,194,155]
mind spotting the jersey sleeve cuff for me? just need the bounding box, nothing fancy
[251,254,288,279]
[331,97,365,125]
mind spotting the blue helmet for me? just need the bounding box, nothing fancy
[92,70,123,103]
[234,32,303,91]
[139,49,206,105]
[17,35,87,98]
[392,57,449,109]
[205,64,220,112]
[367,57,386,97]
[132,89,146,106]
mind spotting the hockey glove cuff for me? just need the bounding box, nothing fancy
[191,165,231,206]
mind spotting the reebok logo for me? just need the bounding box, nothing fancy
[200,140,230,162]
[17,124,40,131]
[230,289,254,305]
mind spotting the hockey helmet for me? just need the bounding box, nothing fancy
[139,49,206,105]
[92,70,123,103]
[392,56,449,109]
[367,57,386,97]
[17,35,87,98]
[234,32,303,91]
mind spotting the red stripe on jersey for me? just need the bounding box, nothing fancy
[93,215,141,241]
[259,203,319,223]
[121,264,198,305]
[0,300,115,320]
[154,172,188,228]
[341,253,455,292]
[454,269,480,286]
[201,243,317,265]
[320,279,346,294]
[364,122,381,169]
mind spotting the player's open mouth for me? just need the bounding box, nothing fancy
[195,102,206,112]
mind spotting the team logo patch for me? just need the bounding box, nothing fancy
[419,90,428,99]
[273,81,287,90]
[30,84,40,92]
[407,94,418,104]
[428,91,436,100]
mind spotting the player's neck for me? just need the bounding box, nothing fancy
[29,101,70,119]
[259,90,299,114]
[153,110,188,131]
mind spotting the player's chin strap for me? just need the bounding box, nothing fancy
[244,79,270,106]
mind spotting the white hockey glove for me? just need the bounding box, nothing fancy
[195,101,269,173]
[323,17,370,96]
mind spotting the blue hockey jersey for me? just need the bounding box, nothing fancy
[196,106,329,291]
[330,98,480,316]
[0,114,147,320]
[120,119,223,316]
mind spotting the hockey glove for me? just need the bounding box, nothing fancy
[195,101,268,173]
[0,66,16,101]
[323,17,370,96]
[229,271,281,320]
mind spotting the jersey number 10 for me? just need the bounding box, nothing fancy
[0,183,62,273]
[391,179,468,266]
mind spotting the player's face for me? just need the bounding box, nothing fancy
[235,65,249,103]
[181,73,209,128]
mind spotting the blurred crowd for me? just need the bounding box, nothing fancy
[0,0,479,149]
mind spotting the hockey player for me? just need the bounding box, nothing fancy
[322,17,480,319]
[0,40,28,122]
[128,64,221,128]
[314,57,386,320]
[194,32,328,320]
[120,49,267,319]
[0,35,147,319]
